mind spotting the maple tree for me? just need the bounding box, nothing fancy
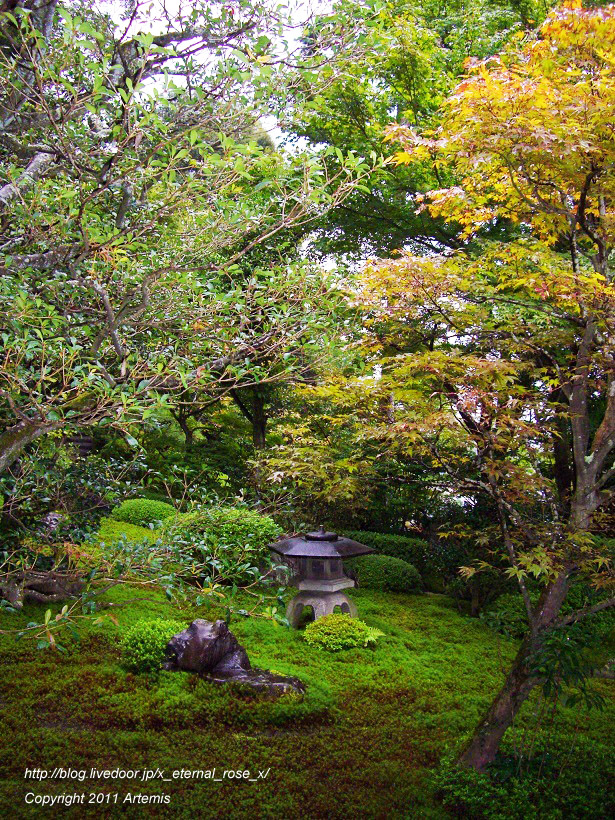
[369,1,615,770]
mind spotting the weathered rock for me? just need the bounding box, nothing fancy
[163,619,242,674]
[164,619,305,697]
[41,511,64,532]
[211,646,252,677]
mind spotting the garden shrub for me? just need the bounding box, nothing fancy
[342,530,430,570]
[163,506,281,559]
[138,489,177,504]
[342,529,468,592]
[303,614,383,651]
[121,618,186,675]
[347,554,422,593]
[110,498,176,528]
[593,536,615,561]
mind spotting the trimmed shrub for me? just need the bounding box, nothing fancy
[304,614,383,651]
[347,554,422,593]
[343,530,430,570]
[343,530,499,594]
[121,618,186,675]
[163,506,281,558]
[110,498,176,528]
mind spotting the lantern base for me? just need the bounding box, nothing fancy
[286,590,358,628]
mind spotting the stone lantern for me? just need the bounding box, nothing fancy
[270,527,373,628]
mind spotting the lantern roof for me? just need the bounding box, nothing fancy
[270,527,373,559]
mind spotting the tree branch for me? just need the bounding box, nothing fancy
[555,596,615,627]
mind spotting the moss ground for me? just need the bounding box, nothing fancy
[1,528,613,818]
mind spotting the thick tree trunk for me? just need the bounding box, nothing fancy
[173,410,194,450]
[0,419,60,473]
[570,478,600,530]
[230,388,268,449]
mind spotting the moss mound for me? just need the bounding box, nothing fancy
[110,498,176,528]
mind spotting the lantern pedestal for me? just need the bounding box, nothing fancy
[286,590,358,628]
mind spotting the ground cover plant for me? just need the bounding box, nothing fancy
[303,613,384,651]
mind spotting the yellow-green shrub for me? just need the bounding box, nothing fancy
[303,614,383,651]
[121,618,186,675]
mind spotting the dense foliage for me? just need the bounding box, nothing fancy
[484,587,615,641]
[343,530,430,570]
[163,506,281,560]
[435,743,615,820]
[1,0,614,815]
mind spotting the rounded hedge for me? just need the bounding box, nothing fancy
[303,614,383,651]
[111,498,176,528]
[347,554,422,593]
[163,506,281,557]
[121,618,185,675]
[342,530,429,570]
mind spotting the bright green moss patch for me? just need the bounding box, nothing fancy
[97,517,160,545]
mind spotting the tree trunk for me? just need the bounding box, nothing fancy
[252,391,267,449]
[552,410,573,515]
[175,411,194,449]
[458,571,570,770]
[458,637,535,771]
[0,419,61,473]
[570,480,600,530]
